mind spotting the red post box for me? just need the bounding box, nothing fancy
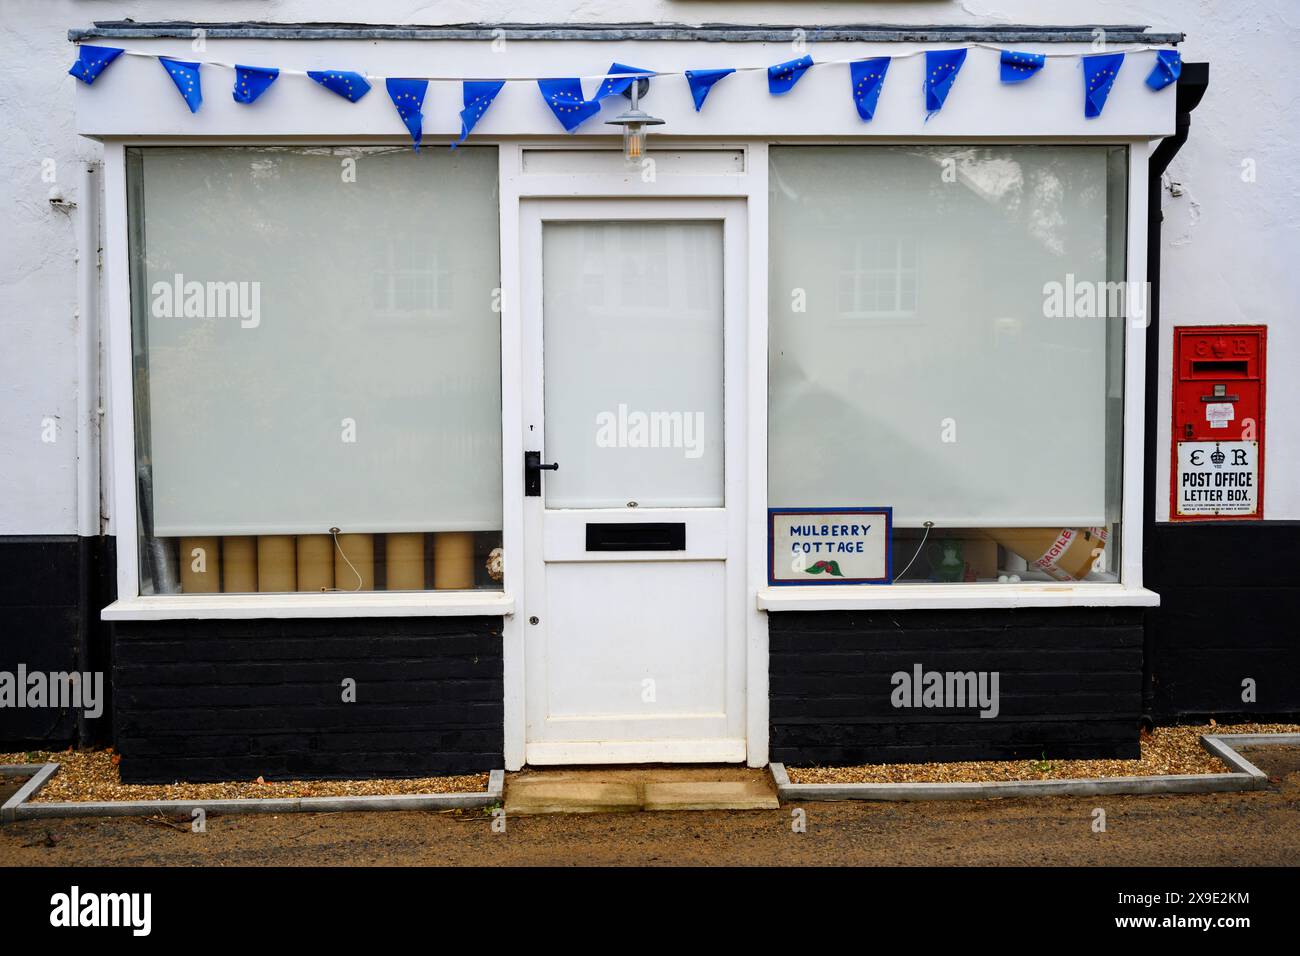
[1171,326,1266,520]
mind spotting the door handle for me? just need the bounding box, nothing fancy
[524,451,559,497]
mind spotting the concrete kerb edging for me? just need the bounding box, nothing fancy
[0,765,504,824]
[769,733,1300,802]
[1,763,60,823]
[0,765,41,777]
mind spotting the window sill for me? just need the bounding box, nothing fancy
[101,591,515,621]
[757,583,1160,611]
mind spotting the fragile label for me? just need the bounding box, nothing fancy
[1176,441,1259,517]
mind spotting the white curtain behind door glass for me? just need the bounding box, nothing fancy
[768,146,1125,527]
[133,147,502,536]
[542,221,725,508]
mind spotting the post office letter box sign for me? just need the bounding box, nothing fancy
[1176,441,1259,517]
[768,508,892,585]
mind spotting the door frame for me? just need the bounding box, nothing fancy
[519,197,747,765]
[498,142,771,769]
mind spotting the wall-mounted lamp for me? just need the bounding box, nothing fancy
[606,76,663,165]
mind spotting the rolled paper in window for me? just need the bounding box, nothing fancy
[386,533,426,590]
[296,534,334,592]
[221,536,258,593]
[334,533,375,591]
[257,535,297,592]
[179,537,221,593]
[433,531,475,590]
[983,527,1107,582]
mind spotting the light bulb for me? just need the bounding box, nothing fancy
[623,125,645,164]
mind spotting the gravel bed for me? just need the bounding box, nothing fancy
[786,722,1300,785]
[0,749,488,803]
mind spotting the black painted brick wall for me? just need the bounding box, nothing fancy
[112,616,503,783]
[1145,522,1300,722]
[0,537,84,746]
[770,607,1143,766]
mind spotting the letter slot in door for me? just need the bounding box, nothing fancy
[585,522,686,552]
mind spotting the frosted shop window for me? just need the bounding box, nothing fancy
[126,146,503,594]
[769,145,1127,584]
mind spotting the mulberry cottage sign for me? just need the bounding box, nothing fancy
[768,507,892,585]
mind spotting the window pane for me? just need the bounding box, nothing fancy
[769,146,1126,583]
[128,146,503,592]
[542,220,725,509]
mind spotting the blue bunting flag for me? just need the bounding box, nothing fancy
[1146,50,1182,91]
[537,78,602,132]
[685,69,734,111]
[768,55,814,95]
[849,58,890,121]
[924,49,967,114]
[594,63,653,101]
[1000,50,1045,84]
[159,57,202,113]
[68,45,123,85]
[232,65,279,105]
[307,70,371,103]
[386,78,428,149]
[1083,52,1125,117]
[457,80,506,146]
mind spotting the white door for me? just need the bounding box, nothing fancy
[521,198,748,764]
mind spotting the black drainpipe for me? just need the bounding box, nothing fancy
[1141,62,1209,726]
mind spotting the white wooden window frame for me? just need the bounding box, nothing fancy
[757,139,1159,612]
[98,140,516,621]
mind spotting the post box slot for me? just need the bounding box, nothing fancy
[585,522,686,551]
[1189,359,1249,377]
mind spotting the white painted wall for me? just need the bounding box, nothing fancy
[2,0,1296,534]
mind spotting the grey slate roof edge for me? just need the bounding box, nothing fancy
[68,21,1185,45]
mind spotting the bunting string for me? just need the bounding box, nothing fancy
[73,41,1179,84]
[69,41,1182,147]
